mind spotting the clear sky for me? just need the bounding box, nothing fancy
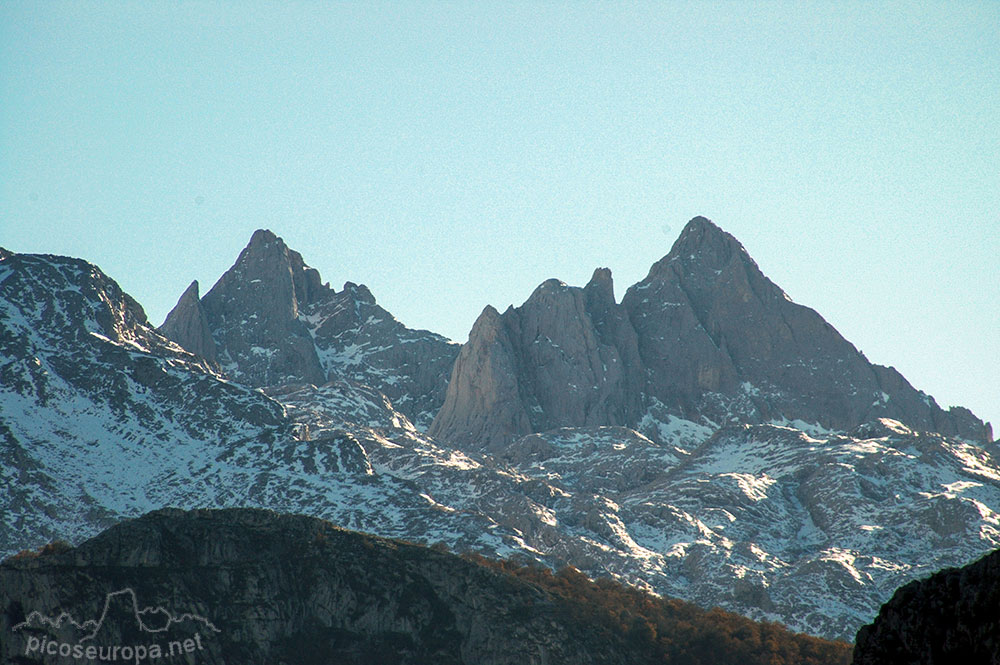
[1,2,997,433]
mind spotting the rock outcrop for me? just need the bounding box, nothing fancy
[158,280,216,362]
[852,547,1000,664]
[431,217,992,449]
[430,270,643,450]
[159,230,459,428]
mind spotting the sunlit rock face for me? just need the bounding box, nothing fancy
[429,268,644,451]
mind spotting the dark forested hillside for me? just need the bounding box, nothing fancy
[2,508,850,665]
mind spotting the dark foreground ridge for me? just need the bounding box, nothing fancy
[853,546,1000,664]
[2,508,850,665]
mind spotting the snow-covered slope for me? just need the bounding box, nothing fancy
[0,249,521,558]
[264,375,1000,640]
[493,421,1000,639]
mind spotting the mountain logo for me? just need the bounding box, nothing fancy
[11,587,220,663]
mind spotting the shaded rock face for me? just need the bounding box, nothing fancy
[852,547,1000,664]
[0,509,631,665]
[622,217,988,440]
[198,229,327,387]
[432,217,991,449]
[303,280,459,430]
[159,230,459,428]
[430,271,643,450]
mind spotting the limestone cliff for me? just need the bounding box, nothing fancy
[431,217,991,449]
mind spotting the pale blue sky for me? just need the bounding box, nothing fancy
[2,2,997,432]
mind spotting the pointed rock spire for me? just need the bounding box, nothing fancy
[645,216,753,280]
[197,230,327,386]
[159,280,217,362]
[584,267,615,306]
[159,230,460,425]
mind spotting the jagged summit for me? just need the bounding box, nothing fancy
[208,228,326,318]
[193,230,326,386]
[430,268,644,449]
[248,227,279,245]
[432,217,991,449]
[472,304,504,333]
[6,238,1000,645]
[158,230,459,427]
[587,266,613,285]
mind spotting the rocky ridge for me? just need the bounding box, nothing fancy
[429,270,644,451]
[0,248,544,560]
[0,249,291,549]
[160,229,458,428]
[3,222,998,643]
[431,217,990,449]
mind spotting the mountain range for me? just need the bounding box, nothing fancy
[1,217,996,642]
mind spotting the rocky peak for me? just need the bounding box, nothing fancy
[247,226,278,247]
[643,216,741,276]
[432,217,991,449]
[470,304,504,340]
[342,281,375,305]
[214,228,325,320]
[158,280,216,362]
[191,230,327,386]
[1,250,158,353]
[431,275,643,450]
[159,232,460,427]
[584,267,615,306]
[428,305,528,449]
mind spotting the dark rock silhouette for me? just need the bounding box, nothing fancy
[852,547,1000,664]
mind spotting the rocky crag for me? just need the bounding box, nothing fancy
[3,219,997,643]
[0,249,291,549]
[431,217,990,450]
[160,229,458,428]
